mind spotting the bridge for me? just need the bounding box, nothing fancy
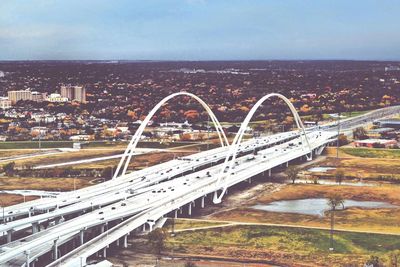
[0,92,399,267]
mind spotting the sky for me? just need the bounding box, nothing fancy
[0,0,400,61]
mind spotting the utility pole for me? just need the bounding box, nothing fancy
[330,206,334,251]
[336,112,341,159]
[38,116,42,150]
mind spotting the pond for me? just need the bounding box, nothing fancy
[291,179,374,187]
[307,167,336,172]
[252,198,398,217]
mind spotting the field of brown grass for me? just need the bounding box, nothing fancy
[3,149,125,168]
[0,176,92,191]
[209,184,400,234]
[0,193,38,206]
[308,147,400,181]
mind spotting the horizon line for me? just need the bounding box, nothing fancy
[1,59,400,63]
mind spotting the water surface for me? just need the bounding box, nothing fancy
[252,198,398,217]
[307,167,336,173]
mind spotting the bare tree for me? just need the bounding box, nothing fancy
[352,127,368,140]
[185,261,198,267]
[327,193,345,251]
[285,166,300,184]
[334,170,345,185]
[147,228,167,265]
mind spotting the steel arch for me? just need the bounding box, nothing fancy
[113,92,229,179]
[213,93,312,203]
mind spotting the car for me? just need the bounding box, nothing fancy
[246,155,255,161]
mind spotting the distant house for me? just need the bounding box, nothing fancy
[353,139,397,148]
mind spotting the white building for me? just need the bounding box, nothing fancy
[46,93,68,102]
[7,89,45,104]
[0,97,11,109]
[31,113,57,123]
[159,121,192,128]
[70,135,92,141]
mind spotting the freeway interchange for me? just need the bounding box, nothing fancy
[0,102,399,267]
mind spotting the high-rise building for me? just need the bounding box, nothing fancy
[74,86,86,103]
[8,90,33,104]
[60,85,74,100]
[7,89,46,104]
[60,85,86,103]
[31,91,46,102]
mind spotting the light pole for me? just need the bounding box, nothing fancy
[207,115,210,151]
[0,199,5,225]
[38,115,44,150]
[170,215,175,263]
[336,112,341,159]
[329,200,344,251]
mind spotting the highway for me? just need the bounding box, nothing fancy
[0,91,398,267]
[0,131,299,238]
[0,129,335,266]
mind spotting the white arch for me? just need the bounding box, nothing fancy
[113,92,229,179]
[213,93,312,203]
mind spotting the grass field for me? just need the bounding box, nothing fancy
[209,184,400,234]
[0,149,124,167]
[317,147,400,181]
[0,150,40,158]
[0,140,200,150]
[0,141,74,149]
[68,151,191,169]
[0,176,92,191]
[340,147,400,159]
[320,110,371,120]
[0,193,37,206]
[165,218,228,230]
[166,224,400,267]
[0,176,92,206]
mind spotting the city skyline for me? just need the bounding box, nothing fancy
[1,0,400,61]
